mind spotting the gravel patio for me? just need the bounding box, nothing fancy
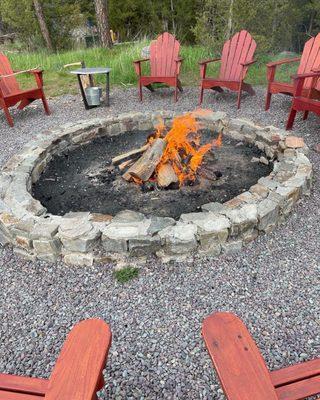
[0,87,319,399]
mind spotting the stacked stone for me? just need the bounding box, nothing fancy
[0,111,313,265]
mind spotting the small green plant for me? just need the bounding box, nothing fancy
[113,266,139,283]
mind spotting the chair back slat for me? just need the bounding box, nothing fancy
[219,30,256,81]
[45,319,111,400]
[202,312,278,400]
[0,53,20,96]
[150,32,180,77]
[298,33,320,90]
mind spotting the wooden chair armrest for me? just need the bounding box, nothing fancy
[266,57,300,68]
[133,59,149,76]
[270,358,320,387]
[175,58,183,75]
[0,374,48,396]
[199,58,221,65]
[199,59,221,79]
[133,58,150,64]
[44,319,112,400]
[291,71,320,80]
[241,59,256,67]
[27,69,44,75]
[1,67,41,78]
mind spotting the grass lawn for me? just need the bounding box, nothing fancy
[5,42,300,97]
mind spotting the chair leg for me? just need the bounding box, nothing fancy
[237,83,243,109]
[199,85,204,105]
[174,81,178,102]
[286,107,297,130]
[265,90,272,111]
[18,98,33,110]
[303,110,309,120]
[138,80,143,102]
[41,93,51,115]
[1,103,14,127]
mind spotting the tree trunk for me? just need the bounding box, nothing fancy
[226,0,234,39]
[170,0,176,35]
[33,0,53,51]
[94,0,113,48]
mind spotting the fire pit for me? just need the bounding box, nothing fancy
[0,111,312,265]
[32,112,271,219]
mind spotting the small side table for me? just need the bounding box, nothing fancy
[70,67,111,110]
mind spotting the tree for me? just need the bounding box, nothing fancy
[93,0,113,48]
[33,0,53,51]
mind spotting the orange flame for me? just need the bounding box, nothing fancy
[154,113,222,185]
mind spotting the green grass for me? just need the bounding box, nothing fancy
[113,266,139,283]
[6,42,300,97]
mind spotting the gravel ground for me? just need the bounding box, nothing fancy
[0,86,319,399]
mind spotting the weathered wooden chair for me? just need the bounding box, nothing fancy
[265,33,320,111]
[133,32,183,102]
[0,52,50,127]
[0,319,112,399]
[286,70,320,129]
[199,30,257,109]
[202,312,320,400]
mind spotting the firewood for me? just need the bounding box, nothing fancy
[118,159,134,171]
[123,138,166,182]
[112,144,149,165]
[157,163,179,187]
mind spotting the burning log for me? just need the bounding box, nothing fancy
[157,163,179,187]
[118,159,134,171]
[123,138,166,182]
[112,144,149,166]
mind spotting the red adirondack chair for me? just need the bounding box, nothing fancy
[0,319,112,399]
[202,312,320,400]
[133,32,183,102]
[0,52,50,127]
[286,70,320,129]
[266,33,320,111]
[199,30,257,109]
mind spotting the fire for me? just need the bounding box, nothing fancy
[154,112,222,185]
[120,111,223,188]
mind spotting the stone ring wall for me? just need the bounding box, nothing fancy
[0,111,312,265]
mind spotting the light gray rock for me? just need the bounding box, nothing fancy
[0,174,12,199]
[147,216,175,236]
[257,199,279,232]
[201,202,226,213]
[31,222,59,239]
[59,220,101,252]
[258,177,279,190]
[158,222,198,255]
[128,236,161,257]
[180,212,230,244]
[224,204,258,237]
[0,230,10,246]
[63,252,94,266]
[113,210,146,223]
[33,238,61,255]
[101,219,151,254]
[222,240,243,254]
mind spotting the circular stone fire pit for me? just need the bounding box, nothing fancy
[0,111,313,265]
